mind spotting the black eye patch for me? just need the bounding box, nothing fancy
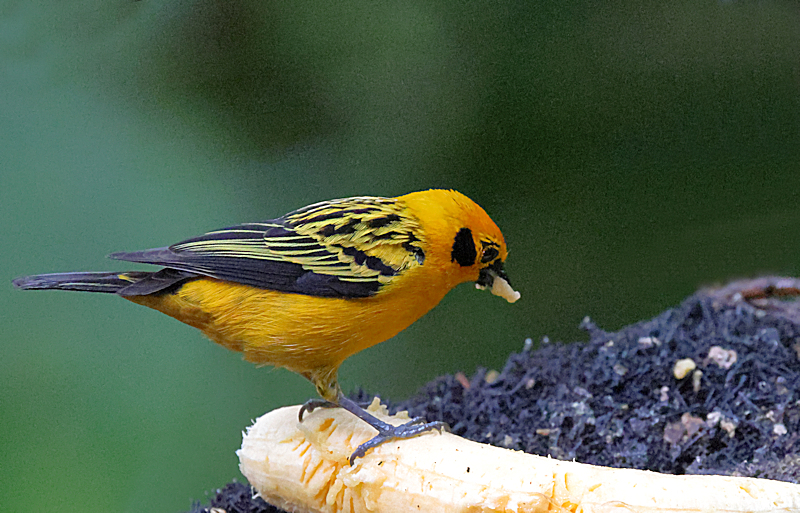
[481,246,499,263]
[451,228,477,267]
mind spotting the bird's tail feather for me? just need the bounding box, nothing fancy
[12,268,194,296]
[12,271,152,293]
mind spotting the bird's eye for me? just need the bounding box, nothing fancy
[481,246,499,263]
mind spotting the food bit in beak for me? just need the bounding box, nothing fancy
[475,267,521,303]
[490,276,521,303]
[476,276,520,303]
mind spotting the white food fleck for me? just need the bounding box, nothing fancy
[491,277,521,303]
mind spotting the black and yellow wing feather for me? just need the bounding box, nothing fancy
[109,196,426,298]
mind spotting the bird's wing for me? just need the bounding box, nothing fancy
[109,197,426,298]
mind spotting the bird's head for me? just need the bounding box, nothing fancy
[400,189,520,303]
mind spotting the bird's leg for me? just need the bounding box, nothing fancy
[301,367,448,463]
[335,394,449,465]
[298,367,343,421]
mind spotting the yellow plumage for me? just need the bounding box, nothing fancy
[13,189,519,461]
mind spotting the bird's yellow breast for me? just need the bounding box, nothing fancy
[127,262,452,377]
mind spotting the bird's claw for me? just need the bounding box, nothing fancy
[349,419,449,465]
[298,398,336,422]
[406,416,429,426]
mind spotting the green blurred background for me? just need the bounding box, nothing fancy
[2,1,799,511]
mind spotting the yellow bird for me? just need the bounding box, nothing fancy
[13,189,520,462]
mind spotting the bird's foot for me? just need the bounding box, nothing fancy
[298,395,449,463]
[335,395,449,464]
[349,417,449,465]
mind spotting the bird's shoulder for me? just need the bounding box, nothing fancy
[282,196,426,273]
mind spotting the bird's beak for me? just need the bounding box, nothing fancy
[476,260,521,303]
